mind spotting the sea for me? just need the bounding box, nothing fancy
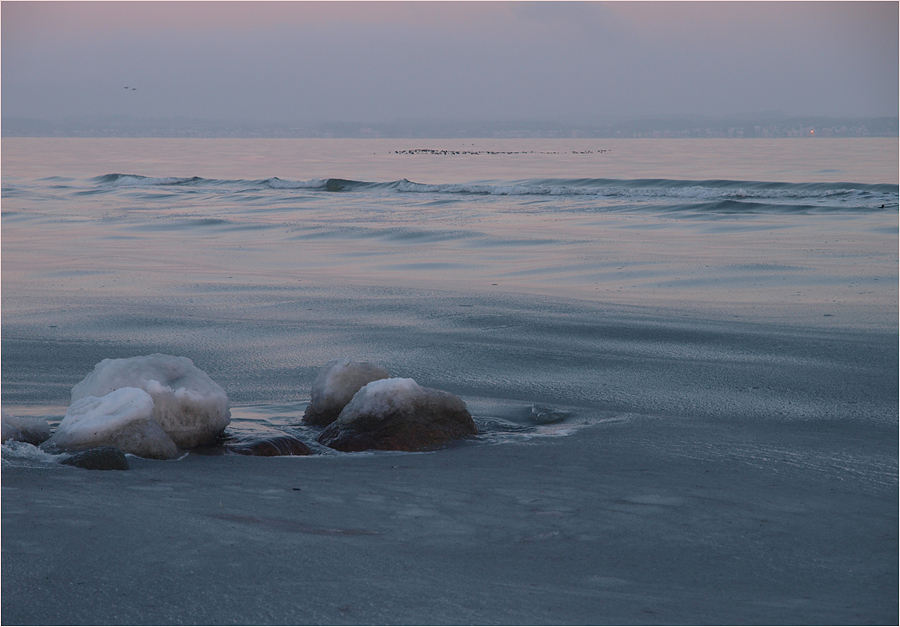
[1,137,898,624]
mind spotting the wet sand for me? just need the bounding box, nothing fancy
[3,413,897,625]
[3,283,899,624]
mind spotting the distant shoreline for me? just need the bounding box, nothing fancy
[3,116,897,139]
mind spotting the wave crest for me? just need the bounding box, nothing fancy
[86,173,897,212]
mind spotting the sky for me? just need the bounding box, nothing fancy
[2,1,897,123]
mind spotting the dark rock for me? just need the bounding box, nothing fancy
[185,431,231,455]
[60,447,130,471]
[317,378,477,452]
[228,435,313,457]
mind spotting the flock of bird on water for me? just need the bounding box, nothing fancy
[393,148,610,155]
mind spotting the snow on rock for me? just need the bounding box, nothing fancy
[43,387,179,459]
[303,359,390,427]
[1,410,51,445]
[71,354,230,448]
[317,378,477,452]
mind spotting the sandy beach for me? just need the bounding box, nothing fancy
[3,409,896,626]
[3,288,897,625]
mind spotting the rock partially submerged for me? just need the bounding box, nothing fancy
[60,446,130,471]
[43,387,179,459]
[228,435,313,457]
[71,354,230,448]
[1,410,51,445]
[303,359,390,427]
[530,404,571,425]
[318,378,477,452]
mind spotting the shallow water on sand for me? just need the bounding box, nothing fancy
[2,138,896,462]
[2,138,897,624]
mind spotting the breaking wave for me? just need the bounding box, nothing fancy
[89,174,897,213]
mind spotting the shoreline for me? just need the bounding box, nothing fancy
[2,136,897,624]
[3,416,896,625]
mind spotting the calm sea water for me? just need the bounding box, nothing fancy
[2,137,897,453]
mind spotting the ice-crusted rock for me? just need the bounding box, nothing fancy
[317,378,477,452]
[43,387,179,459]
[303,359,390,427]
[1,410,51,445]
[71,354,230,448]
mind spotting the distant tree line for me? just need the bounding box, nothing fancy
[2,115,896,138]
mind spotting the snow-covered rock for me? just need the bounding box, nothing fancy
[71,354,230,448]
[317,378,477,452]
[1,410,51,445]
[303,359,390,426]
[43,387,179,459]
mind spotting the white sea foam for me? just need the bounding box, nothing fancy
[262,177,327,189]
[1,440,62,467]
[107,175,200,187]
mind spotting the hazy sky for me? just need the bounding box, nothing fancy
[2,1,897,122]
